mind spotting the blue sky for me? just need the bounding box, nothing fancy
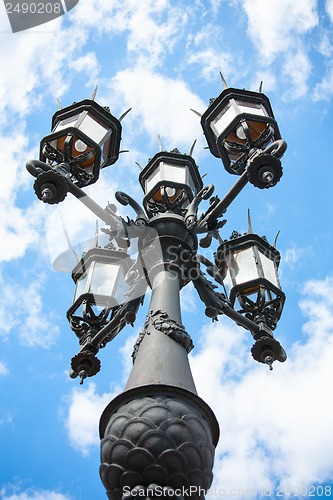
[1,0,333,498]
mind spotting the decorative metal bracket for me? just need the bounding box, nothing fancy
[115,191,148,226]
[184,184,214,230]
[132,309,194,361]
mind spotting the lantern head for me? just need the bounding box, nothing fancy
[139,150,203,216]
[67,248,132,325]
[40,99,122,187]
[201,88,281,175]
[215,232,285,330]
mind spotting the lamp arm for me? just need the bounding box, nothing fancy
[115,191,148,225]
[90,296,143,349]
[26,159,48,177]
[216,301,261,337]
[26,159,123,229]
[264,139,287,159]
[191,263,264,338]
[26,159,147,243]
[196,140,287,230]
[198,170,249,228]
[184,184,215,230]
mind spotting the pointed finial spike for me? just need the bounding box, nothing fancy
[273,230,280,248]
[189,139,197,157]
[90,85,98,100]
[62,220,79,265]
[259,81,263,93]
[119,108,132,122]
[190,108,203,118]
[94,220,99,248]
[220,71,228,89]
[158,134,163,152]
[247,209,253,234]
[56,98,62,110]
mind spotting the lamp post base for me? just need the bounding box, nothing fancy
[100,384,219,500]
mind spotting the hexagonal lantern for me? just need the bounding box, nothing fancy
[67,248,133,321]
[40,99,122,187]
[139,150,203,214]
[215,233,285,328]
[201,88,281,175]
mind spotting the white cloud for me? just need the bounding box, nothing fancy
[110,68,206,152]
[68,52,100,88]
[0,409,14,425]
[63,330,139,456]
[187,48,233,82]
[64,382,120,455]
[282,48,312,99]
[313,65,333,101]
[124,0,187,68]
[0,202,42,262]
[0,273,60,347]
[180,281,198,312]
[0,129,48,262]
[184,19,235,83]
[0,360,8,375]
[71,0,188,69]
[241,0,318,62]
[190,274,333,493]
[318,31,333,57]
[0,485,71,500]
[326,0,333,22]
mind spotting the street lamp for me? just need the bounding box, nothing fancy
[26,80,288,499]
[216,232,285,319]
[139,150,203,215]
[70,247,132,314]
[215,231,286,369]
[200,86,286,189]
[39,98,122,189]
[66,246,138,384]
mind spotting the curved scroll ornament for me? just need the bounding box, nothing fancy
[132,310,194,361]
[100,391,219,500]
[191,268,229,320]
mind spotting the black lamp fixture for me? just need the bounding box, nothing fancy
[40,98,122,188]
[201,86,281,172]
[68,247,133,319]
[215,230,286,369]
[25,78,289,498]
[139,149,203,215]
[199,83,287,191]
[66,245,144,384]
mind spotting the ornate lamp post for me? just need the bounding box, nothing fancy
[26,81,287,499]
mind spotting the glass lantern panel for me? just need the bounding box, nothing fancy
[113,270,129,304]
[88,261,119,297]
[210,102,236,137]
[228,246,258,286]
[73,270,89,303]
[235,99,269,118]
[211,99,269,139]
[145,162,188,193]
[258,250,279,287]
[78,114,109,145]
[53,114,80,133]
[163,162,188,184]
[146,167,161,194]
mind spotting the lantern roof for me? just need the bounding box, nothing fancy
[216,232,281,268]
